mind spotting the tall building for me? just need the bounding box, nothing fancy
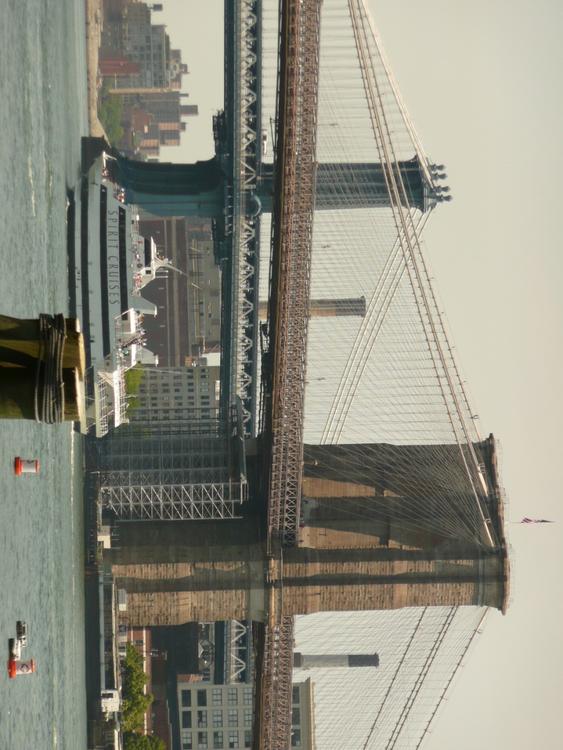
[177,620,315,750]
[101,2,188,89]
[176,619,255,750]
[120,92,197,156]
[130,363,221,424]
[115,4,167,87]
[100,1,193,157]
[177,682,254,750]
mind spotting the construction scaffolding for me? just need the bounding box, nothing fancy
[95,404,248,521]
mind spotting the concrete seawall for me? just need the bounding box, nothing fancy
[85,0,107,138]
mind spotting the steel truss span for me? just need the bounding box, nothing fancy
[94,404,248,521]
[227,619,251,682]
[259,0,322,748]
[265,0,322,550]
[101,481,245,521]
[231,0,261,431]
[260,616,295,750]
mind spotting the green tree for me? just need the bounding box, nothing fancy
[124,364,145,413]
[122,644,154,733]
[98,86,124,145]
[123,733,166,750]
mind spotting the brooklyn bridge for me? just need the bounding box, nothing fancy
[91,1,509,748]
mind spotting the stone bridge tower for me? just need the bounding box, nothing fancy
[109,435,508,625]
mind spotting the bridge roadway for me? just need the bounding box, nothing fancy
[256,0,322,747]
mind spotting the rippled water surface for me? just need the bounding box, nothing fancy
[0,1,89,747]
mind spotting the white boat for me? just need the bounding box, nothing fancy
[71,152,174,437]
[15,620,27,648]
[7,621,34,679]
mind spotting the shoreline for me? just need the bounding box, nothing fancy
[84,0,106,138]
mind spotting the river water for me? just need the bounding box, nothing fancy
[0,1,89,747]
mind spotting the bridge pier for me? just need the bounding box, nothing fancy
[109,428,508,625]
[107,516,267,625]
[106,435,507,625]
[108,516,269,624]
[110,527,507,625]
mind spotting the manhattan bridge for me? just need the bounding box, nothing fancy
[92,1,510,748]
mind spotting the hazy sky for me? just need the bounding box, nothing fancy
[158,1,563,747]
[370,3,563,748]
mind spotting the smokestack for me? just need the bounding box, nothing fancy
[259,297,366,319]
[294,653,379,669]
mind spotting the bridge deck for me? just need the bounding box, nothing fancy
[257,1,322,749]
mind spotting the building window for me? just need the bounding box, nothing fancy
[212,689,222,706]
[228,709,238,727]
[227,688,238,705]
[243,688,253,706]
[291,708,300,725]
[198,710,208,728]
[228,733,239,749]
[244,731,252,748]
[182,691,192,708]
[182,711,193,729]
[292,687,300,705]
[244,710,252,727]
[183,736,193,750]
[213,731,224,749]
[212,710,223,728]
[198,732,209,749]
[291,729,301,747]
[197,690,208,707]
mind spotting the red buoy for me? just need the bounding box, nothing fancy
[14,457,40,476]
[7,658,17,679]
[8,658,36,677]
